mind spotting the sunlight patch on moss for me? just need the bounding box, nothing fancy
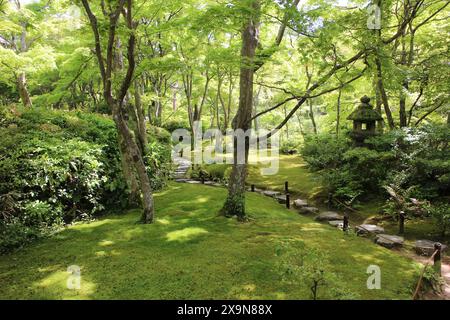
[34,269,96,299]
[156,218,171,225]
[166,227,209,242]
[98,240,114,246]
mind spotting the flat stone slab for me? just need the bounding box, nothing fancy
[298,206,319,214]
[328,220,344,228]
[274,194,288,204]
[293,199,308,208]
[315,211,343,221]
[356,224,385,235]
[175,178,189,182]
[262,190,281,197]
[375,234,404,249]
[415,240,448,256]
[185,180,201,184]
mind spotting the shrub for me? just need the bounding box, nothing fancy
[428,203,450,237]
[0,106,171,252]
[275,240,357,299]
[301,125,450,205]
[279,140,299,155]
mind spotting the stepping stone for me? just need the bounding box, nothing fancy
[328,220,344,228]
[298,206,319,214]
[355,224,384,235]
[315,211,343,221]
[274,194,288,204]
[262,190,280,197]
[175,178,189,182]
[185,180,201,184]
[414,240,448,256]
[204,181,215,185]
[375,234,404,249]
[248,187,263,192]
[293,199,308,208]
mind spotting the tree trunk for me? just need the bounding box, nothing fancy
[399,32,408,128]
[374,81,384,131]
[399,86,408,127]
[308,99,317,134]
[375,56,395,129]
[220,0,260,220]
[134,80,148,153]
[118,132,141,206]
[81,0,154,223]
[17,72,32,108]
[113,104,154,223]
[336,88,341,136]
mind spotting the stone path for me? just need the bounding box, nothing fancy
[173,156,192,179]
[171,159,449,299]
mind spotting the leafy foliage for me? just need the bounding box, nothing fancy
[301,125,450,209]
[0,106,170,253]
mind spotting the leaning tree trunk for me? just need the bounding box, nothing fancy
[17,72,32,108]
[220,0,259,221]
[113,103,154,223]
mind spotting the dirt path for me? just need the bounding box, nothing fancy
[400,250,450,300]
[441,259,450,299]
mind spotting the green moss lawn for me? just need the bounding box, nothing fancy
[247,154,322,197]
[0,183,419,299]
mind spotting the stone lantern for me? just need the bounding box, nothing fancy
[347,96,382,145]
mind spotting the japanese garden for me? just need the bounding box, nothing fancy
[0,0,449,301]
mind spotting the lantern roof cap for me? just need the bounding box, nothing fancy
[347,96,383,121]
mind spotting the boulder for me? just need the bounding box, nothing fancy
[315,211,343,221]
[375,234,404,249]
[298,206,319,214]
[328,220,344,228]
[262,190,280,197]
[293,199,308,208]
[355,224,385,235]
[415,240,448,256]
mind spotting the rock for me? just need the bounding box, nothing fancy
[315,211,343,221]
[274,194,288,204]
[185,180,201,184]
[298,206,319,214]
[355,224,385,235]
[415,240,448,256]
[262,190,280,197]
[204,181,215,185]
[175,178,189,182]
[375,234,404,248]
[293,199,308,208]
[328,220,344,228]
